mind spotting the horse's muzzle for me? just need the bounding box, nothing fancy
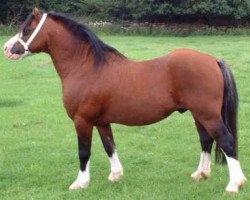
[4,34,22,60]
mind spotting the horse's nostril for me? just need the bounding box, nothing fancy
[10,46,21,55]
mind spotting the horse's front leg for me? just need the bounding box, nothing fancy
[97,124,123,182]
[69,116,93,190]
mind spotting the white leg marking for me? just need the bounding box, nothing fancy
[191,151,211,181]
[225,155,246,193]
[69,161,90,190]
[108,151,123,182]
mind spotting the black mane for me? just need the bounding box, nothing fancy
[47,12,125,65]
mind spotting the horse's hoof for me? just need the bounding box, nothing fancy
[191,172,203,181]
[226,190,238,195]
[69,180,89,190]
[239,177,247,187]
[226,184,239,194]
[108,170,124,182]
[191,171,210,181]
[225,176,247,194]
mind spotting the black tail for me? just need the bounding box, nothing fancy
[215,59,238,164]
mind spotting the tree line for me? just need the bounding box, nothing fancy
[1,0,250,26]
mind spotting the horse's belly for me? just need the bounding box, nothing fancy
[106,105,174,126]
[114,115,169,126]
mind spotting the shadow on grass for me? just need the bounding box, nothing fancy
[0,98,23,108]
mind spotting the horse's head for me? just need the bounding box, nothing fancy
[4,8,48,60]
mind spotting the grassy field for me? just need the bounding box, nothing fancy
[0,35,249,200]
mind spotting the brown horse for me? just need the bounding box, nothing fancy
[4,8,246,193]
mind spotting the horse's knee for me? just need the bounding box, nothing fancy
[201,119,236,158]
[199,118,221,139]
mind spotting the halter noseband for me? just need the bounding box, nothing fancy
[18,13,48,56]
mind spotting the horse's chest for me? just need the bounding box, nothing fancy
[62,81,84,119]
[62,84,103,121]
[62,91,80,119]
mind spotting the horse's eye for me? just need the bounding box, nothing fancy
[23,28,32,36]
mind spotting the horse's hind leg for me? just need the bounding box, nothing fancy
[191,119,213,181]
[195,116,246,193]
[96,124,123,182]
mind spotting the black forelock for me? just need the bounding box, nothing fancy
[21,13,34,30]
[47,12,125,65]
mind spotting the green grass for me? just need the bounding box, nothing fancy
[0,35,250,200]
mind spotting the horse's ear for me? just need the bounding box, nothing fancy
[33,8,41,21]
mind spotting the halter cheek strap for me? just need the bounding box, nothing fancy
[18,13,48,57]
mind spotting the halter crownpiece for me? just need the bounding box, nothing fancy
[18,13,48,57]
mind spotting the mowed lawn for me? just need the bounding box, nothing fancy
[0,35,249,200]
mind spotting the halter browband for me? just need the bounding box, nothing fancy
[18,13,48,57]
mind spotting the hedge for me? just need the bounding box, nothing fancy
[0,0,250,26]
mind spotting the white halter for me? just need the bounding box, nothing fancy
[18,13,48,56]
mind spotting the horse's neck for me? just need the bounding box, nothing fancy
[46,23,131,82]
[47,27,93,81]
